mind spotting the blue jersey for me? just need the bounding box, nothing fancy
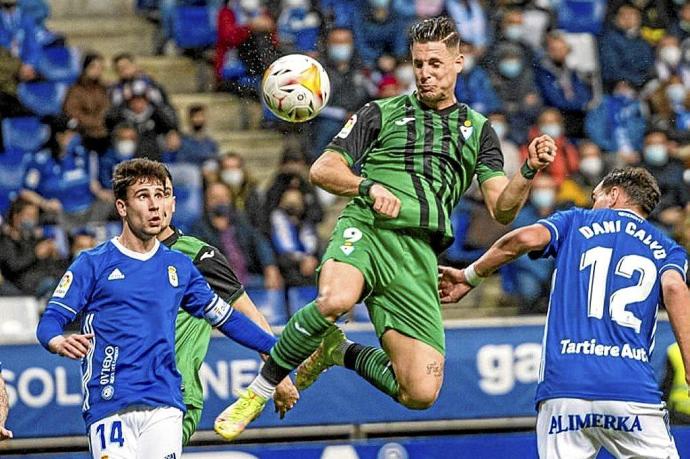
[533,208,688,405]
[44,238,219,428]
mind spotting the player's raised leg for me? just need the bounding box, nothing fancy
[214,259,364,441]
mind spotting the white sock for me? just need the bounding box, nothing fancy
[248,374,276,400]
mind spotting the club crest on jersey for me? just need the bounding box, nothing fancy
[167,266,178,287]
[460,120,473,140]
[53,271,73,298]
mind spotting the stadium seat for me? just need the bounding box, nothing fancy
[2,116,50,152]
[0,148,31,215]
[287,285,318,316]
[245,287,288,326]
[172,6,216,49]
[0,296,40,344]
[165,163,203,233]
[36,45,81,82]
[17,81,68,116]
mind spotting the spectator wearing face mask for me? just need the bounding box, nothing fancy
[0,198,67,296]
[641,129,689,231]
[557,140,609,207]
[488,111,520,177]
[585,80,646,164]
[68,226,96,261]
[653,35,684,84]
[63,52,111,154]
[352,0,408,69]
[110,53,171,110]
[98,122,139,189]
[216,151,263,230]
[163,104,219,165]
[489,42,541,144]
[487,9,536,69]
[455,42,501,115]
[534,31,592,138]
[191,181,283,290]
[520,107,579,186]
[270,188,320,287]
[277,0,321,54]
[507,173,558,314]
[647,74,690,140]
[309,26,368,160]
[670,2,690,42]
[599,3,654,91]
[606,0,673,45]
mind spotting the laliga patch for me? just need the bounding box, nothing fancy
[53,271,73,298]
[336,114,358,139]
[460,120,473,140]
[167,266,178,287]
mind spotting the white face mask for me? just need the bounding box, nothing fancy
[491,121,507,139]
[660,46,682,67]
[221,169,244,187]
[116,139,136,158]
[579,157,603,177]
[530,188,556,210]
[283,0,307,8]
[666,83,686,104]
[395,65,415,86]
[240,0,260,12]
[539,123,562,138]
[463,55,476,73]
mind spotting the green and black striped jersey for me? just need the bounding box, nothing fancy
[326,93,505,252]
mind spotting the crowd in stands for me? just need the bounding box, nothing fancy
[0,0,689,319]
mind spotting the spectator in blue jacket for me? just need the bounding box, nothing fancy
[599,3,654,90]
[352,0,408,69]
[277,0,321,54]
[0,0,40,68]
[535,31,592,137]
[191,181,283,290]
[270,188,320,287]
[455,42,501,115]
[585,80,646,163]
[669,2,690,42]
[20,115,113,230]
[97,122,138,189]
[163,104,219,165]
[446,0,490,56]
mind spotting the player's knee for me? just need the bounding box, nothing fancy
[315,287,356,318]
[398,383,440,410]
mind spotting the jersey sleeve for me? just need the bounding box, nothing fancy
[475,122,506,184]
[325,102,381,166]
[180,262,234,327]
[530,209,579,259]
[46,254,94,320]
[193,244,245,306]
[659,245,688,283]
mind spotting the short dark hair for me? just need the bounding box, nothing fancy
[409,16,459,49]
[111,158,168,201]
[599,167,660,216]
[7,197,35,223]
[113,52,134,66]
[188,104,206,117]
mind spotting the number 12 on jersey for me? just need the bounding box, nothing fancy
[579,246,658,334]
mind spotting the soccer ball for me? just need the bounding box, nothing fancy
[262,54,330,123]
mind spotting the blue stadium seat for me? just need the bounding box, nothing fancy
[36,46,80,82]
[0,148,30,215]
[245,287,288,326]
[17,81,68,116]
[2,117,49,152]
[287,285,318,316]
[172,6,216,49]
[166,163,203,233]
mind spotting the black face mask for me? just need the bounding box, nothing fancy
[210,204,231,218]
[192,124,205,132]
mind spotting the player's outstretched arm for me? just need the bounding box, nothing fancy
[310,151,400,218]
[662,270,690,394]
[0,374,12,441]
[439,224,551,303]
[481,135,557,225]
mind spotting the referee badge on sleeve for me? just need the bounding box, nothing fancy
[167,266,178,287]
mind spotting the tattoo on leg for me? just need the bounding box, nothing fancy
[426,361,443,377]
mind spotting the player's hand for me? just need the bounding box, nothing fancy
[50,333,94,360]
[0,425,12,441]
[527,135,557,171]
[273,376,299,420]
[438,265,474,303]
[369,184,400,219]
